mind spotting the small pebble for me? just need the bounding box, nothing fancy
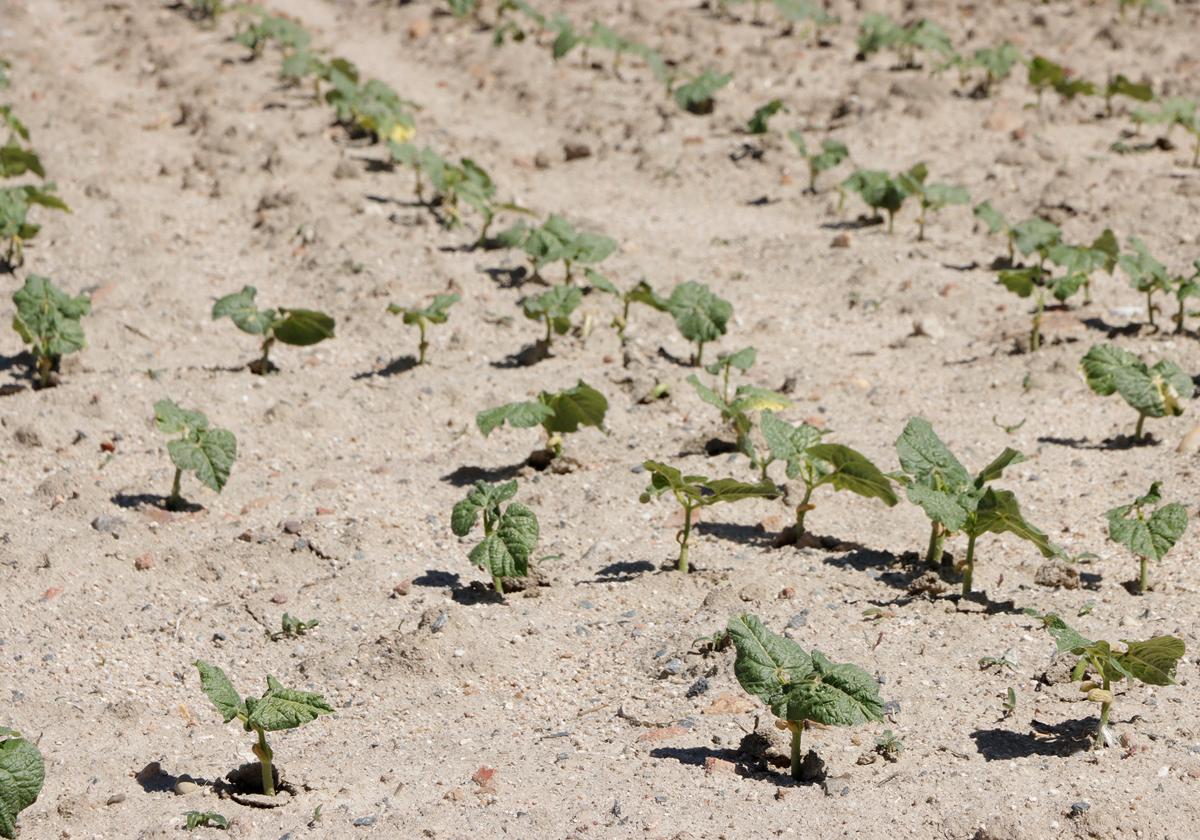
[173,780,198,796]
[106,793,125,805]
[353,816,377,827]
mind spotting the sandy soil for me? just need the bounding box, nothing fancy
[2,0,1200,837]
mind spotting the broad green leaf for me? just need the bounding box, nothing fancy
[1010,218,1061,256]
[974,448,1025,486]
[212,286,273,335]
[730,385,790,414]
[1117,636,1184,686]
[782,651,884,726]
[585,269,619,296]
[154,398,209,437]
[539,381,608,434]
[1032,613,1095,654]
[807,443,898,506]
[571,232,616,265]
[0,145,43,179]
[1081,343,1141,397]
[468,502,539,577]
[1106,498,1188,562]
[971,488,1057,557]
[390,293,459,325]
[0,731,43,840]
[761,412,824,480]
[1106,74,1152,105]
[842,169,908,214]
[168,429,237,493]
[1082,344,1192,419]
[193,660,245,723]
[522,286,581,332]
[451,479,519,536]
[476,401,555,437]
[274,308,335,346]
[973,201,1008,235]
[12,274,91,358]
[895,417,970,488]
[246,676,333,732]
[997,267,1041,298]
[747,99,785,135]
[1119,238,1170,294]
[673,70,732,114]
[665,281,731,345]
[727,614,812,716]
[923,182,970,209]
[705,346,756,376]
[696,477,779,506]
[907,483,971,532]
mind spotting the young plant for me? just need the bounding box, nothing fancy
[586,271,660,340]
[11,274,90,388]
[638,461,777,572]
[1,97,70,267]
[324,60,415,143]
[496,214,616,281]
[972,202,1061,265]
[747,99,785,135]
[1118,237,1170,328]
[673,70,732,115]
[1028,56,1096,108]
[477,380,607,459]
[521,285,582,347]
[1104,74,1152,117]
[727,614,883,781]
[1044,229,1118,303]
[946,42,1021,96]
[893,417,1057,595]
[1080,344,1193,440]
[0,726,44,839]
[212,285,335,373]
[386,293,459,364]
[896,163,969,240]
[688,372,790,463]
[1132,98,1199,166]
[154,399,237,510]
[184,811,229,831]
[760,412,897,538]
[662,281,732,366]
[705,346,757,403]
[786,133,849,192]
[772,0,839,39]
[856,15,955,67]
[840,169,910,234]
[451,479,539,594]
[275,614,319,639]
[193,661,332,797]
[1169,260,1200,334]
[234,9,310,58]
[1026,611,1183,749]
[1106,483,1188,594]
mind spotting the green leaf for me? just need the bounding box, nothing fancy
[1119,238,1170,294]
[1031,613,1095,654]
[168,429,237,493]
[246,676,333,732]
[184,811,229,831]
[760,412,823,480]
[451,480,519,536]
[1081,344,1193,419]
[974,448,1025,486]
[907,483,972,532]
[1107,497,1188,562]
[154,398,209,437]
[11,274,90,360]
[697,477,780,506]
[970,488,1057,557]
[730,385,790,414]
[842,169,908,214]
[193,660,246,723]
[705,346,756,376]
[782,650,884,726]
[212,286,273,335]
[973,200,1008,235]
[665,281,732,346]
[727,614,813,716]
[0,145,43,179]
[468,502,539,577]
[476,401,555,437]
[673,70,732,114]
[539,380,608,434]
[522,286,582,333]
[1106,74,1153,105]
[1010,218,1061,256]
[0,731,43,840]
[747,99,785,134]
[1117,636,1184,686]
[894,417,971,489]
[390,293,459,325]
[807,443,898,506]
[273,308,335,346]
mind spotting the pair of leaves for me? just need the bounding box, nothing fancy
[1081,344,1193,420]
[388,293,460,327]
[498,214,616,271]
[786,133,850,181]
[325,68,415,143]
[155,399,237,493]
[477,380,608,439]
[746,99,785,134]
[0,727,44,840]
[761,412,898,506]
[1029,612,1184,687]
[522,285,582,335]
[662,281,732,348]
[1118,238,1170,295]
[451,480,539,579]
[12,275,90,362]
[212,286,336,346]
[897,163,970,211]
[842,169,909,215]
[1028,56,1096,101]
[973,203,1062,257]
[194,661,332,733]
[673,71,732,115]
[184,811,229,831]
[639,460,778,507]
[727,614,884,727]
[689,375,790,456]
[1106,482,1188,563]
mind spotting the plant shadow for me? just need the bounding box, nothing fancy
[819,215,883,231]
[1038,434,1157,451]
[134,761,209,794]
[440,463,524,487]
[110,492,202,513]
[655,346,695,368]
[1081,316,1142,338]
[970,719,1094,761]
[593,560,656,582]
[649,745,808,786]
[482,265,529,289]
[491,340,552,368]
[695,521,773,548]
[353,355,418,380]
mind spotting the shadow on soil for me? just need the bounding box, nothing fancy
[970,719,1095,760]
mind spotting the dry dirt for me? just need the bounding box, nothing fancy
[2,0,1200,838]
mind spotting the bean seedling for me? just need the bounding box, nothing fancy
[841,169,910,234]
[673,70,732,115]
[760,412,897,538]
[387,293,459,364]
[688,371,790,463]
[496,214,616,281]
[0,726,43,839]
[896,163,969,240]
[193,661,332,797]
[451,479,539,594]
[324,59,415,143]
[154,399,237,510]
[1080,344,1193,441]
[274,614,319,639]
[972,203,1061,265]
[212,285,335,373]
[746,99,785,134]
[1,101,69,267]
[184,811,229,831]
[521,285,581,347]
[639,461,777,572]
[1103,74,1152,117]
[586,272,661,341]
[786,133,849,192]
[1106,483,1188,594]
[1028,56,1095,108]
[1025,611,1183,748]
[477,380,607,460]
[11,274,90,388]
[661,281,732,366]
[856,15,954,68]
[944,42,1021,96]
[893,418,1057,595]
[727,614,883,781]
[1132,97,1199,166]
[1118,237,1171,328]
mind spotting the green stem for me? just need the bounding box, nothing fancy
[1175,297,1186,334]
[1030,290,1044,352]
[677,504,694,573]
[721,366,731,404]
[794,481,814,536]
[545,318,553,345]
[694,342,704,367]
[924,521,945,567]
[1093,676,1112,749]
[258,336,274,371]
[417,322,428,365]
[167,468,183,510]
[36,353,53,389]
[493,573,505,596]
[1135,412,1146,441]
[961,532,977,596]
[886,210,894,235]
[918,204,927,241]
[1147,291,1156,327]
[1138,555,1148,595]
[253,727,275,796]
[789,721,805,780]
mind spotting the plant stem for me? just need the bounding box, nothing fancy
[253,727,275,796]
[258,337,274,372]
[544,318,553,345]
[1134,412,1147,441]
[886,210,895,235]
[1138,555,1148,595]
[789,721,805,780]
[694,342,705,367]
[794,482,814,536]
[36,353,53,389]
[492,573,504,596]
[961,532,977,596]
[677,503,694,573]
[721,366,731,403]
[1093,676,1112,749]
[167,468,183,510]
[417,322,428,365]
[1147,291,1156,327]
[1030,290,1044,352]
[918,204,927,241]
[1175,297,1186,334]
[924,521,945,566]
